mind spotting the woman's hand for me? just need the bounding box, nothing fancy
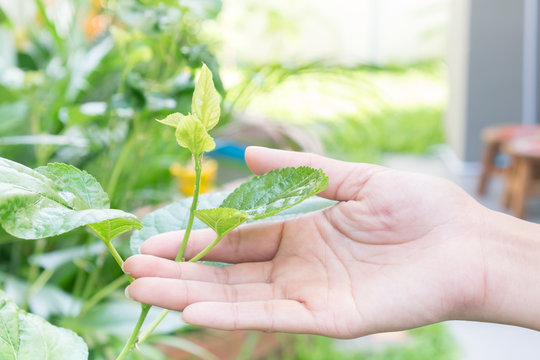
[123,147,540,338]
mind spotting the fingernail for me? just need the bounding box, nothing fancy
[121,261,132,276]
[124,286,132,300]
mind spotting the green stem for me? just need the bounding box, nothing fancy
[82,251,106,300]
[22,239,47,310]
[188,235,224,263]
[135,155,203,346]
[27,269,54,297]
[175,155,202,262]
[81,275,129,314]
[87,225,133,282]
[115,303,151,360]
[34,0,62,46]
[138,309,169,344]
[72,264,87,299]
[107,138,134,203]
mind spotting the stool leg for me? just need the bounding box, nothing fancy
[477,142,498,195]
[511,158,531,219]
[502,158,515,209]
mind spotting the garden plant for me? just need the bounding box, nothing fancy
[0,63,331,359]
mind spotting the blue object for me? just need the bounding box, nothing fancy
[209,139,247,162]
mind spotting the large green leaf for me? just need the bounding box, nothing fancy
[190,167,328,239]
[0,291,88,360]
[131,191,335,254]
[174,114,215,155]
[220,166,329,220]
[0,296,19,360]
[191,64,220,131]
[36,163,109,209]
[0,158,67,207]
[0,157,141,240]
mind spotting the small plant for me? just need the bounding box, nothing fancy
[0,64,329,359]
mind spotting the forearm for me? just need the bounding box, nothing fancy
[472,209,540,329]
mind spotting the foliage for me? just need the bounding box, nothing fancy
[130,192,334,253]
[0,0,457,357]
[0,1,225,357]
[194,166,328,237]
[0,0,225,209]
[0,158,140,240]
[128,62,330,353]
[0,290,88,360]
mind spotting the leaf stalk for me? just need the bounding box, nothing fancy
[115,303,151,360]
[176,154,202,262]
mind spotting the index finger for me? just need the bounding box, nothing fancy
[245,146,385,201]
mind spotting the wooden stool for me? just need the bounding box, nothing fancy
[503,135,540,219]
[477,124,540,195]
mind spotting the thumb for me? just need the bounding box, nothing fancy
[244,146,384,201]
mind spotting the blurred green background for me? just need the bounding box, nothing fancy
[0,0,454,359]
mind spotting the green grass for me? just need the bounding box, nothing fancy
[319,105,445,162]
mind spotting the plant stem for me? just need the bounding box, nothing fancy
[175,155,202,262]
[188,235,224,263]
[136,155,204,346]
[22,238,47,310]
[82,250,107,300]
[34,0,62,48]
[88,225,134,283]
[107,138,135,204]
[103,241,128,276]
[115,303,151,360]
[138,309,169,344]
[81,275,129,314]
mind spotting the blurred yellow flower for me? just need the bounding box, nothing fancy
[170,159,218,196]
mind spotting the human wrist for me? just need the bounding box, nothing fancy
[470,210,540,329]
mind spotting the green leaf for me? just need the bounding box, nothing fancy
[36,163,109,209]
[221,166,329,220]
[0,157,141,240]
[155,112,186,128]
[18,313,88,360]
[0,297,19,360]
[0,291,88,360]
[175,114,215,154]
[88,217,142,244]
[194,208,248,237]
[131,191,335,254]
[191,63,221,131]
[0,158,67,208]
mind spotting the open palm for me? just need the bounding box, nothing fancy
[124,147,487,338]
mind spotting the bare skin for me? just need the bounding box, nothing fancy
[124,147,540,338]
